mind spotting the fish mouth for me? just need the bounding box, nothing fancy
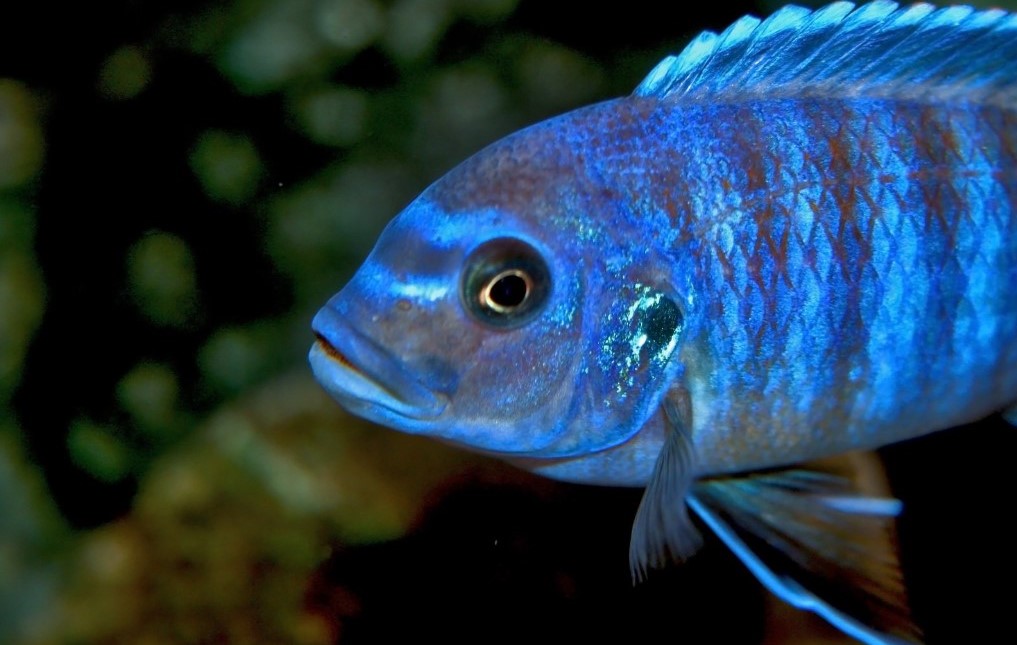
[309,307,448,422]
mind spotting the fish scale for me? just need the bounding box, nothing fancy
[671,99,1017,472]
[310,3,1017,642]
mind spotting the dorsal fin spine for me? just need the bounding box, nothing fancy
[633,1,1017,107]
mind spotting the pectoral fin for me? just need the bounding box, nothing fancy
[690,452,920,645]
[629,390,701,582]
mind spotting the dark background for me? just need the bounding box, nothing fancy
[1,0,1014,643]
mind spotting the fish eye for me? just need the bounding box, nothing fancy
[461,238,550,329]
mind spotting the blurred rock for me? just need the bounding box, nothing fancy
[0,430,66,645]
[34,372,483,644]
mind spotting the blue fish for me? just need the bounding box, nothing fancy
[309,2,1017,643]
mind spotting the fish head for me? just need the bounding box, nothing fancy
[311,102,687,460]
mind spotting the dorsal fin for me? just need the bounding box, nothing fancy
[634,1,1017,108]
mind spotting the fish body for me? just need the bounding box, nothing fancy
[516,95,1017,483]
[310,2,1017,643]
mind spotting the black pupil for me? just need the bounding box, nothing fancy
[461,238,549,328]
[489,273,528,308]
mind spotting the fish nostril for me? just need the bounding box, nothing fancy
[396,298,412,312]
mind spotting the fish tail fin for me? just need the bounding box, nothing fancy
[690,451,921,645]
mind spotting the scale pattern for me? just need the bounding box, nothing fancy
[631,98,1017,472]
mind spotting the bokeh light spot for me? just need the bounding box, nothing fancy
[116,362,180,440]
[97,46,151,100]
[315,0,385,52]
[199,327,271,395]
[0,254,44,404]
[415,67,509,165]
[220,3,325,94]
[289,85,369,147]
[190,129,263,205]
[267,161,414,295]
[383,0,450,61]
[0,81,44,189]
[67,420,131,484]
[455,0,518,24]
[126,232,200,329]
[517,42,605,112]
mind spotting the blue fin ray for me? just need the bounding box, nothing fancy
[689,452,919,644]
[635,1,1017,108]
[629,390,700,582]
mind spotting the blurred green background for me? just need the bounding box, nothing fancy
[2,1,1016,643]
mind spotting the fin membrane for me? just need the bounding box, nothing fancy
[635,0,1017,107]
[689,452,920,645]
[629,391,701,582]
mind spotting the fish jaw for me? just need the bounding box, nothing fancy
[309,305,448,429]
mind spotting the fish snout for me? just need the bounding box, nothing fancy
[310,306,448,422]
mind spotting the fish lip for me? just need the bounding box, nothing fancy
[310,307,448,421]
